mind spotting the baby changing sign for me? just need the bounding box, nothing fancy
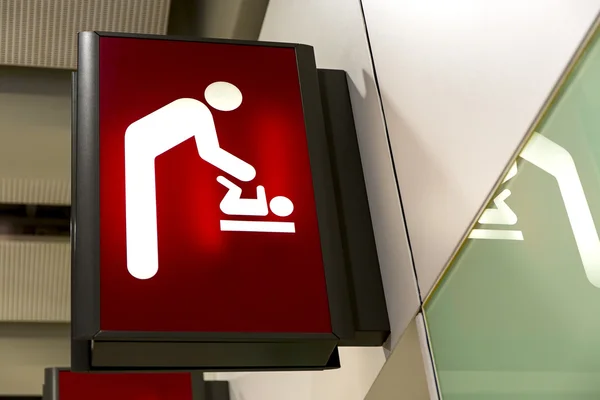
[98,34,331,333]
[42,369,195,400]
[125,88,296,281]
[71,32,353,371]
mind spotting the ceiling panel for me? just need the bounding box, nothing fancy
[0,67,72,204]
[0,0,171,69]
[0,240,70,322]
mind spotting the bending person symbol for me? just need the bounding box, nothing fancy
[124,96,255,280]
[124,81,296,280]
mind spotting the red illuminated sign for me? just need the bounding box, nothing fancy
[98,35,331,334]
[44,369,193,400]
[72,32,355,371]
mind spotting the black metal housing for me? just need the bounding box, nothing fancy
[317,69,390,346]
[71,31,389,372]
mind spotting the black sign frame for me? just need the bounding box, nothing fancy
[71,31,389,372]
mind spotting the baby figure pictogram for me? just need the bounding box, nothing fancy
[204,82,296,234]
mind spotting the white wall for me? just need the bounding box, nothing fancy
[235,1,600,399]
[217,0,424,398]
[0,323,70,395]
[260,0,420,351]
[361,0,600,298]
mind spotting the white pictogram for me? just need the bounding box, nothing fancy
[469,162,523,241]
[124,82,295,280]
[469,132,600,288]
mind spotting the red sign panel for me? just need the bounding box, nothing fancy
[58,371,191,400]
[97,36,331,333]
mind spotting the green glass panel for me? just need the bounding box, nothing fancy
[424,22,600,400]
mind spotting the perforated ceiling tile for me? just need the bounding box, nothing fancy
[0,0,171,69]
[0,240,70,322]
[0,178,70,205]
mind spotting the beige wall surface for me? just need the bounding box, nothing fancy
[0,323,70,396]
